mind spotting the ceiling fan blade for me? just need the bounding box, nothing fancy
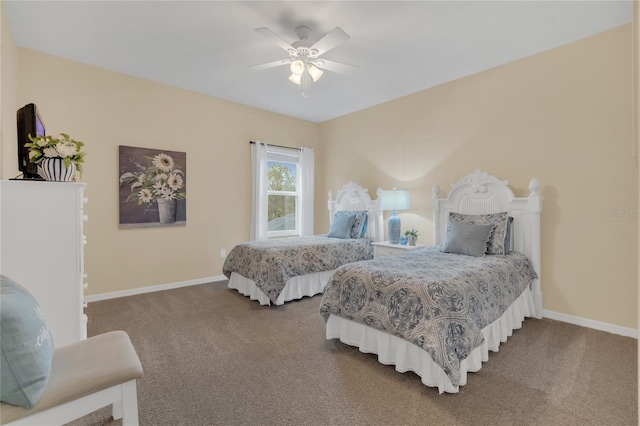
[313,59,358,75]
[247,59,291,71]
[310,27,350,56]
[254,27,295,53]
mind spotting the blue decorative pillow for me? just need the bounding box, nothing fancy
[327,213,356,239]
[448,212,510,255]
[334,210,368,238]
[1,275,54,409]
[358,214,368,238]
[504,216,514,254]
[442,222,496,257]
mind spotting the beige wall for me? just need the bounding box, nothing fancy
[319,24,637,330]
[0,3,17,178]
[1,12,636,330]
[3,49,320,295]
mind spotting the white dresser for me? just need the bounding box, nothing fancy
[0,180,87,348]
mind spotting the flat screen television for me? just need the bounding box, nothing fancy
[16,103,46,179]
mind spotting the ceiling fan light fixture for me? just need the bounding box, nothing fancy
[308,65,323,82]
[289,73,301,85]
[290,60,304,75]
[252,26,356,100]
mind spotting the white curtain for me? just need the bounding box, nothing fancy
[299,147,315,236]
[250,141,268,241]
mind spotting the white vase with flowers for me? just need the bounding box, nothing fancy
[25,133,85,181]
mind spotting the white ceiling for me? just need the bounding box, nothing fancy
[4,1,633,123]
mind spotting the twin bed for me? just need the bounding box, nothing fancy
[320,170,542,393]
[223,181,383,305]
[224,170,542,393]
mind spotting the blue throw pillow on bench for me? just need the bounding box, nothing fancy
[1,275,54,409]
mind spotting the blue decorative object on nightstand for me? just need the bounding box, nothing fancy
[380,188,411,245]
[388,211,401,244]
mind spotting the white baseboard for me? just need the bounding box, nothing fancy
[85,278,638,339]
[543,309,638,339]
[84,275,227,303]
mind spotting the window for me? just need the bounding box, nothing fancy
[250,142,314,241]
[267,149,299,237]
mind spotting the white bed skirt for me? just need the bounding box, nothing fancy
[325,285,537,393]
[228,270,335,306]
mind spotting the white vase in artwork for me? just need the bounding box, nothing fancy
[157,199,177,224]
[38,158,76,182]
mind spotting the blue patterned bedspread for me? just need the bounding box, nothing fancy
[223,236,373,304]
[319,245,538,386]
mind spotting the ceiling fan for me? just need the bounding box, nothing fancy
[249,25,358,99]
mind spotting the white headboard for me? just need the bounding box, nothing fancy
[432,169,542,318]
[327,181,384,241]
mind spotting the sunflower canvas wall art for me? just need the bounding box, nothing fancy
[118,145,187,228]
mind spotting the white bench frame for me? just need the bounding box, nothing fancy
[5,380,139,426]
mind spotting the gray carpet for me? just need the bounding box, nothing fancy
[70,281,637,426]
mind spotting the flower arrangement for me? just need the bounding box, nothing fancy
[119,153,185,205]
[404,228,419,238]
[404,228,419,246]
[25,133,86,173]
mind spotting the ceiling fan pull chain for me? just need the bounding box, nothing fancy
[301,71,309,100]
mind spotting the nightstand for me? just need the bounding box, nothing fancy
[372,241,427,259]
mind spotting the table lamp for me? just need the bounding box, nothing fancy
[380,189,411,244]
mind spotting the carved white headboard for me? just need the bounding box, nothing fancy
[327,181,384,241]
[432,170,542,318]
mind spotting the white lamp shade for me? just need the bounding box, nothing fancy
[290,60,304,75]
[289,73,302,85]
[380,189,411,211]
[308,65,324,82]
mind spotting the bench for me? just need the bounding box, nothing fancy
[1,330,143,425]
